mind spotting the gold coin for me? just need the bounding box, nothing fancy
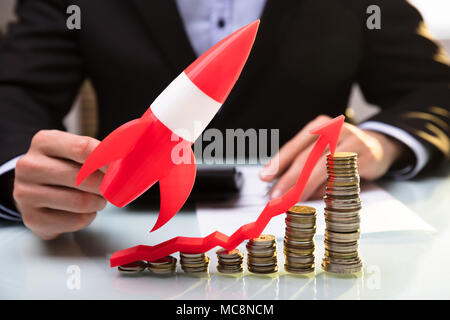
[180,252,206,259]
[254,234,275,242]
[287,205,316,215]
[217,265,243,274]
[248,266,278,274]
[285,255,315,263]
[285,266,315,274]
[216,248,243,258]
[328,152,358,158]
[219,259,244,266]
[248,256,277,265]
[118,260,147,273]
[182,267,209,273]
[148,256,176,266]
[321,262,362,274]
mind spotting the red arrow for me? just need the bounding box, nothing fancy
[110,115,345,267]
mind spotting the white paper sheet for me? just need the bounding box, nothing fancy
[196,166,435,238]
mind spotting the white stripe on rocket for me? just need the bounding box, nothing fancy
[150,72,222,143]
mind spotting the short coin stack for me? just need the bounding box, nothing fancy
[284,205,316,274]
[216,249,244,274]
[246,235,278,274]
[180,252,210,273]
[118,260,147,274]
[322,152,362,274]
[147,256,177,275]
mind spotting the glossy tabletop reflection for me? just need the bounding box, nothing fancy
[0,166,449,299]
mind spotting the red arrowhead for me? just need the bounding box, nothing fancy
[309,115,345,155]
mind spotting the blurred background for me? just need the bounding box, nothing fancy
[1,0,449,135]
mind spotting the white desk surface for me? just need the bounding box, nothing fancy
[1,166,449,300]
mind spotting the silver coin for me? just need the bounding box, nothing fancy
[217,265,243,274]
[322,262,362,274]
[285,266,315,274]
[118,260,147,274]
[248,266,278,274]
[216,248,243,258]
[285,255,315,264]
[180,252,206,258]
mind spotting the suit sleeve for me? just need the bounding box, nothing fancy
[0,0,85,215]
[357,0,450,177]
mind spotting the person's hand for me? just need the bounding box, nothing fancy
[259,115,406,201]
[13,130,107,240]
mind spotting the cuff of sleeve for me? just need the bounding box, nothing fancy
[0,205,21,221]
[358,121,430,180]
[0,155,22,176]
[0,155,23,221]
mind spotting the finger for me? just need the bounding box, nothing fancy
[269,143,316,199]
[259,135,316,181]
[301,140,361,201]
[16,154,104,195]
[335,133,369,173]
[300,153,328,201]
[337,122,354,143]
[300,134,363,201]
[303,136,367,200]
[25,209,97,240]
[20,184,106,213]
[299,124,362,200]
[268,126,360,201]
[260,116,355,182]
[259,115,333,181]
[264,119,357,196]
[268,121,368,200]
[310,180,327,200]
[356,151,379,180]
[32,130,100,164]
[99,164,109,174]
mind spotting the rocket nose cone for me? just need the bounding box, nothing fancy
[184,20,260,104]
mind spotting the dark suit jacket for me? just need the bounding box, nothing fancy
[0,0,449,211]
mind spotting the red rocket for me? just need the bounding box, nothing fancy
[76,20,260,231]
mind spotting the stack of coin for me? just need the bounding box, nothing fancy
[118,260,147,274]
[147,256,177,275]
[180,252,210,273]
[284,205,316,274]
[216,249,244,274]
[322,152,362,274]
[246,235,278,274]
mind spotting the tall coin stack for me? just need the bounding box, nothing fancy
[246,235,278,274]
[216,249,244,274]
[322,152,362,274]
[284,205,316,274]
[180,252,210,273]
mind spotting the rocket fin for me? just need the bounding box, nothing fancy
[151,149,196,232]
[76,118,151,186]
